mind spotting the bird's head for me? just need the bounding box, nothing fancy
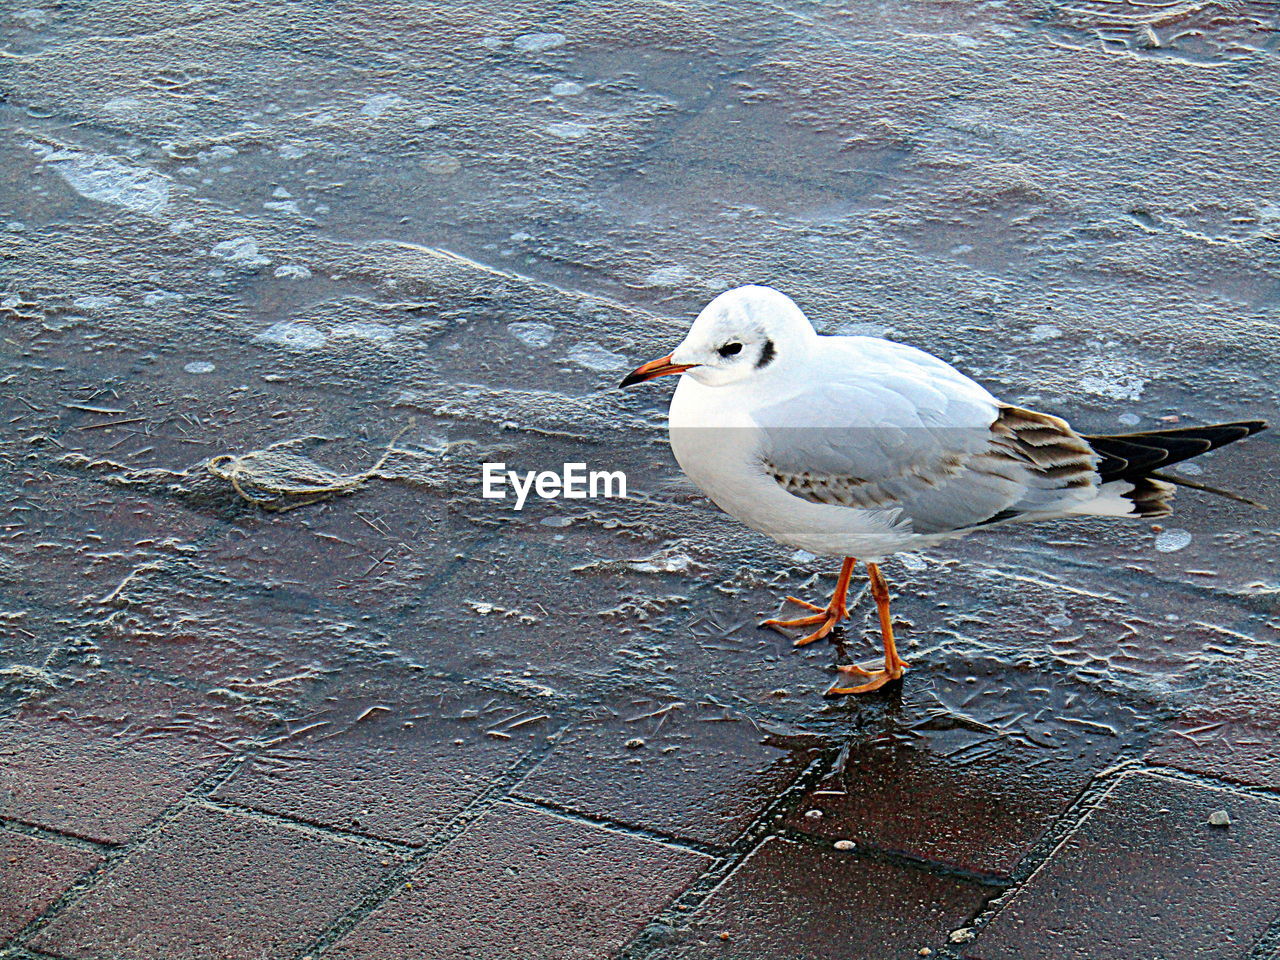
[620,285,816,389]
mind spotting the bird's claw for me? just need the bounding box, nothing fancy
[760,597,849,646]
[825,658,908,696]
[825,665,907,696]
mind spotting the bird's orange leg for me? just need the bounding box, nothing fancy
[762,557,857,647]
[826,561,909,695]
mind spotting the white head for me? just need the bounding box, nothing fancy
[620,285,817,389]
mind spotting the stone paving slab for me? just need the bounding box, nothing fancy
[0,674,261,845]
[0,831,102,942]
[326,801,711,960]
[30,805,395,960]
[666,836,991,959]
[965,771,1280,960]
[519,694,812,846]
[213,670,553,846]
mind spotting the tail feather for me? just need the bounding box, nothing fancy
[1082,419,1267,516]
[1084,420,1267,481]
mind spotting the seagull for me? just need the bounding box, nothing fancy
[621,285,1267,695]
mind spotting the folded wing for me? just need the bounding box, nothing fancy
[752,344,1102,533]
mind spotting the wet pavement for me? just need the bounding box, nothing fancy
[2,1,1279,958]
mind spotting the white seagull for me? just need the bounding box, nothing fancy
[621,285,1266,695]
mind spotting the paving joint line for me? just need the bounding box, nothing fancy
[1128,762,1280,803]
[3,749,253,952]
[618,751,832,960]
[0,818,114,856]
[196,798,416,857]
[293,717,574,959]
[769,825,1009,888]
[503,794,726,858]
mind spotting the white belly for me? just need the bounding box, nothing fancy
[667,376,947,560]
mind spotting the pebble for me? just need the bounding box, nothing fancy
[949,928,975,944]
[625,738,645,750]
[804,809,823,819]
[833,839,855,851]
[184,361,215,374]
[1208,810,1231,828]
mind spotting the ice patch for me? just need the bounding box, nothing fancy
[567,341,626,372]
[1173,460,1203,476]
[197,145,238,163]
[184,361,215,374]
[263,200,303,215]
[255,321,326,350]
[574,546,704,576]
[551,81,584,97]
[143,290,186,307]
[423,153,461,175]
[360,93,405,118]
[1078,357,1146,401]
[211,236,271,268]
[508,321,556,348]
[72,295,123,312]
[1154,528,1192,553]
[1029,324,1062,342]
[28,141,169,215]
[330,322,395,343]
[273,265,312,280]
[1117,413,1142,426]
[513,32,567,53]
[645,265,692,287]
[103,97,145,116]
[546,122,589,139]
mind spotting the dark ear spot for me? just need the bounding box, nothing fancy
[756,338,776,369]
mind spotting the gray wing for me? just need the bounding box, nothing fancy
[758,379,1100,534]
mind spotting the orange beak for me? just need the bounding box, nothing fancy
[619,354,697,388]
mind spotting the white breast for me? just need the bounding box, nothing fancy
[667,373,936,560]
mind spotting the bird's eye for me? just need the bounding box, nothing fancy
[718,342,743,357]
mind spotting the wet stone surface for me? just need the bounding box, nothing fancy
[3,1,1279,958]
[664,836,992,959]
[965,772,1280,960]
[325,801,711,960]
